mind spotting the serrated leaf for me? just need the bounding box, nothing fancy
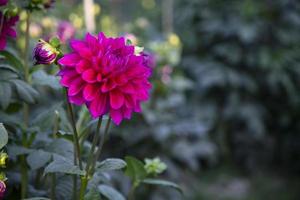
[0,82,12,109]
[44,154,85,175]
[142,178,183,194]
[0,123,8,149]
[125,156,147,182]
[96,158,126,172]
[26,150,52,170]
[98,185,125,200]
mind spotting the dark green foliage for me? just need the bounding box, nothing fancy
[175,0,300,172]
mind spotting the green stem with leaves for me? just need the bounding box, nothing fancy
[20,11,31,199]
[79,117,102,200]
[64,89,82,200]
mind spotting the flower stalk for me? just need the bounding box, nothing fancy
[20,10,31,199]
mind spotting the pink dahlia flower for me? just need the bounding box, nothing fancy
[0,12,19,51]
[58,32,152,125]
[57,21,76,44]
[0,0,7,6]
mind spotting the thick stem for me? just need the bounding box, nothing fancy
[79,117,103,200]
[20,11,31,199]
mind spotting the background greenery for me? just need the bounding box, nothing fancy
[1,0,300,199]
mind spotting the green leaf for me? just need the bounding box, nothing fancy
[7,145,33,159]
[32,70,60,90]
[0,82,12,109]
[13,80,39,104]
[0,123,8,149]
[49,36,61,48]
[98,185,125,200]
[0,50,23,71]
[96,158,126,172]
[26,150,52,170]
[84,188,102,200]
[142,178,183,194]
[24,198,50,200]
[44,154,85,176]
[125,156,147,182]
[0,68,19,80]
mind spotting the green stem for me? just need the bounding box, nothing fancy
[79,117,103,200]
[21,11,31,199]
[50,112,59,200]
[90,117,111,174]
[128,183,138,200]
[65,89,83,169]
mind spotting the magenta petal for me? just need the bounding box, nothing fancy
[101,80,116,92]
[58,53,80,66]
[68,78,85,96]
[120,83,135,94]
[110,109,122,125]
[0,37,6,50]
[69,92,85,105]
[82,69,97,83]
[76,60,90,73]
[110,90,124,109]
[89,94,108,118]
[83,84,98,101]
[6,28,17,38]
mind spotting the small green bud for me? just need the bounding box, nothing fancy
[144,157,167,176]
[0,153,8,168]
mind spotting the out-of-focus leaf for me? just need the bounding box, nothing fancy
[0,82,12,109]
[44,154,85,175]
[13,80,39,104]
[85,188,102,200]
[98,185,125,200]
[125,156,147,182]
[0,123,8,149]
[0,50,23,70]
[26,150,52,170]
[7,146,33,159]
[142,178,183,194]
[96,158,126,172]
[24,198,50,200]
[32,70,61,90]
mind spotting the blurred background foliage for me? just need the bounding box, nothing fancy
[1,0,300,199]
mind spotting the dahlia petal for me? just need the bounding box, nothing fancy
[122,107,132,119]
[124,95,135,108]
[82,69,97,83]
[85,33,98,52]
[120,83,135,94]
[60,72,79,87]
[83,84,98,101]
[0,37,6,50]
[101,79,116,92]
[110,89,124,109]
[58,53,80,66]
[89,94,108,118]
[68,92,85,105]
[110,109,123,125]
[70,40,93,58]
[134,102,142,113]
[76,60,90,73]
[6,28,17,38]
[68,78,85,96]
